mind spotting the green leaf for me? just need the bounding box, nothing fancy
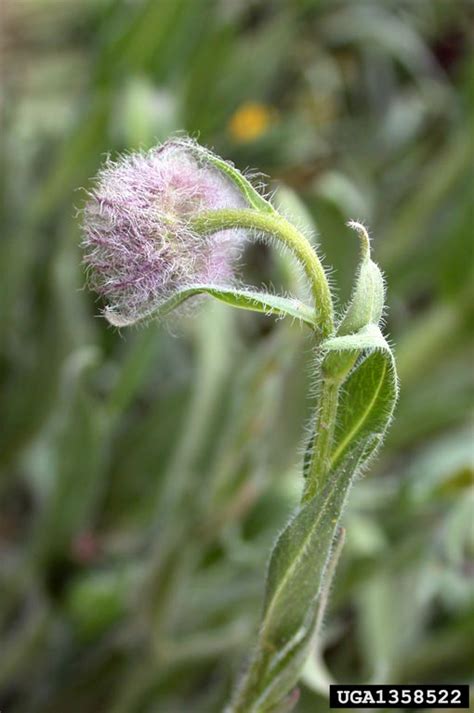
[330,347,397,470]
[322,325,398,471]
[341,259,384,334]
[323,222,385,379]
[105,285,316,328]
[338,222,385,336]
[324,322,386,353]
[196,145,277,214]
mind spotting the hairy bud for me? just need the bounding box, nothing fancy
[81,138,246,325]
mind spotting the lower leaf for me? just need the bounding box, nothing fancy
[106,284,316,328]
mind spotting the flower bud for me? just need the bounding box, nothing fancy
[81,138,246,325]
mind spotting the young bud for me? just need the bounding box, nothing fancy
[81,138,246,325]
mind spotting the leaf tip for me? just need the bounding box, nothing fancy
[104,308,137,328]
[346,220,371,259]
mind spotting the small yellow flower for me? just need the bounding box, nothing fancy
[228,102,275,143]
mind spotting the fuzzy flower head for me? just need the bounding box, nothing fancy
[81,138,246,325]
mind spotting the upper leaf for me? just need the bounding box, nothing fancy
[337,221,385,336]
[330,344,397,470]
[324,222,386,379]
[195,144,277,215]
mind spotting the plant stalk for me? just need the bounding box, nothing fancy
[302,375,341,503]
[195,207,345,711]
[192,209,334,338]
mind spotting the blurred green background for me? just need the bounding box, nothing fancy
[1,1,473,711]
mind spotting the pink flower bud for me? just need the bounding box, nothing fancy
[81,138,246,325]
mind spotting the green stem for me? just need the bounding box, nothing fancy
[195,207,342,710]
[192,209,334,338]
[302,375,341,503]
[195,206,341,516]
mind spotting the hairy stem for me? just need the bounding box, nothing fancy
[302,375,341,503]
[192,209,334,338]
[195,208,343,709]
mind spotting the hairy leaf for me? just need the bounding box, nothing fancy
[105,285,316,328]
[197,145,276,215]
[324,223,385,379]
[338,222,385,335]
[330,347,397,470]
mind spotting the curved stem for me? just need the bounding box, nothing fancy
[192,209,334,338]
[195,207,342,711]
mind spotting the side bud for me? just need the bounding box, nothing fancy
[323,221,385,380]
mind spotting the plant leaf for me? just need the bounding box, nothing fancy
[105,285,316,328]
[323,222,385,379]
[337,222,385,336]
[324,322,385,352]
[323,324,398,470]
[329,345,397,470]
[197,145,277,214]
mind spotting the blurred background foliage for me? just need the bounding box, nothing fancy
[1,1,473,711]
